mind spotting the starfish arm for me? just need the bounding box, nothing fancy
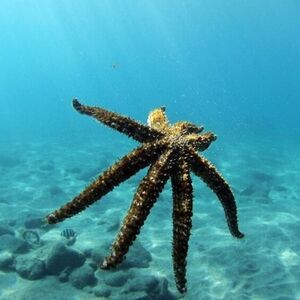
[73,99,164,143]
[171,158,193,294]
[190,151,244,238]
[47,142,165,224]
[100,149,173,269]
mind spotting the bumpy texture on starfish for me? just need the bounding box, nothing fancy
[47,99,244,293]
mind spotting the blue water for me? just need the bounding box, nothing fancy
[0,1,300,299]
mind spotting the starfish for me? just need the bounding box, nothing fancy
[47,99,244,293]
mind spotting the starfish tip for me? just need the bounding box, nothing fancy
[237,232,245,239]
[46,214,57,224]
[72,98,82,110]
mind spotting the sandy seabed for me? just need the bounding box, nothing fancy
[0,134,299,300]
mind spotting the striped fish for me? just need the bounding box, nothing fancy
[61,228,76,239]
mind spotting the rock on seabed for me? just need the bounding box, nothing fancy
[45,242,85,275]
[15,256,46,280]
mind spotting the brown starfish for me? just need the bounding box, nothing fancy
[47,99,244,293]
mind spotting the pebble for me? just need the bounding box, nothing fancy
[45,242,85,275]
[121,240,152,269]
[69,264,97,289]
[103,271,129,287]
[15,256,46,280]
[127,275,160,293]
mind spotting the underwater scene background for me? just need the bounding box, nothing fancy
[0,1,300,299]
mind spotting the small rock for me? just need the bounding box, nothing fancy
[127,275,160,293]
[127,276,176,300]
[121,240,152,269]
[0,252,14,271]
[69,264,97,289]
[45,242,85,275]
[103,271,129,287]
[0,222,15,236]
[0,234,29,253]
[94,286,111,298]
[15,256,46,280]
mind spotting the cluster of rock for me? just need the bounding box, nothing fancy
[0,219,176,299]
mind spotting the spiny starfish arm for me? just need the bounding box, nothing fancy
[73,99,164,143]
[47,142,165,224]
[100,149,173,269]
[190,151,244,238]
[171,158,193,294]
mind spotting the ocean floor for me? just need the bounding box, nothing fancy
[0,133,299,300]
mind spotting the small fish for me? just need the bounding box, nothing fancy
[61,228,76,239]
